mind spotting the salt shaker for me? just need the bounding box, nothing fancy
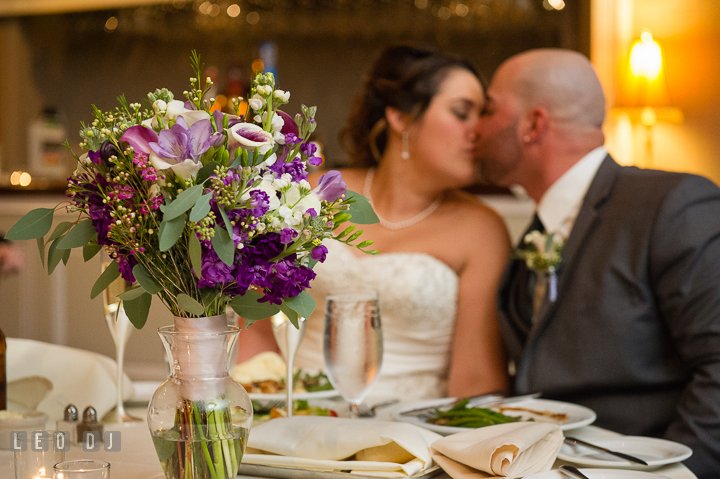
[56,404,79,443]
[76,406,104,445]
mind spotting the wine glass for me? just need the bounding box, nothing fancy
[271,312,307,417]
[323,292,383,418]
[101,261,141,423]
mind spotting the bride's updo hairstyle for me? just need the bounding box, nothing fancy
[340,44,480,167]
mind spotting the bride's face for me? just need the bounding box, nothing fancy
[408,68,484,187]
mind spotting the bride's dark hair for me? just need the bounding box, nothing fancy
[340,44,480,168]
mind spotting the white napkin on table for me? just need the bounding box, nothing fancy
[430,422,563,479]
[6,338,134,422]
[245,416,442,477]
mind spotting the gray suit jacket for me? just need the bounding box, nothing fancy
[498,155,720,478]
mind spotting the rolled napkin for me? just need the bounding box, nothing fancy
[6,338,134,421]
[430,422,563,479]
[245,416,442,477]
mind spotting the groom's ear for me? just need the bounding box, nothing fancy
[521,107,550,143]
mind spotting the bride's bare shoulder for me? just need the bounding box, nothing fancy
[445,190,510,242]
[308,167,367,190]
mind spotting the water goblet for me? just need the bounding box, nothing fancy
[101,261,141,424]
[323,292,383,418]
[271,312,307,417]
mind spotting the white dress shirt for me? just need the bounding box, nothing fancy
[536,146,607,239]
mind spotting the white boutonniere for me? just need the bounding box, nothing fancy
[515,231,564,302]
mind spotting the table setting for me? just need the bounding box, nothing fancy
[0,51,701,479]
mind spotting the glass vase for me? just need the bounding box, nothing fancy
[148,315,253,479]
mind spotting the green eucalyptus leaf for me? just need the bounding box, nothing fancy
[159,215,186,251]
[211,224,234,267]
[197,161,220,185]
[47,237,64,274]
[90,260,120,299]
[5,208,55,240]
[177,293,205,316]
[123,292,152,329]
[132,263,163,294]
[189,232,203,279]
[57,220,97,249]
[160,185,203,221]
[346,191,379,225]
[283,290,316,320]
[230,290,280,324]
[61,248,71,266]
[36,237,45,268]
[217,206,233,237]
[117,285,148,301]
[83,244,103,262]
[48,221,74,242]
[189,193,213,222]
[279,304,299,329]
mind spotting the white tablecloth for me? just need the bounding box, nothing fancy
[0,403,698,479]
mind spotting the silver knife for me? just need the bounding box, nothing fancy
[564,436,649,466]
[559,465,590,479]
[399,392,541,418]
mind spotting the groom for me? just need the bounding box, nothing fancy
[475,48,720,478]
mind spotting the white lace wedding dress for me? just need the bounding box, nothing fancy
[295,240,459,401]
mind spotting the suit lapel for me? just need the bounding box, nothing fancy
[514,155,623,390]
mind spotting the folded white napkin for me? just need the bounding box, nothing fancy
[6,338,134,422]
[245,416,442,477]
[430,422,563,479]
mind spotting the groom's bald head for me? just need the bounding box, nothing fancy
[498,49,606,129]
[475,49,606,201]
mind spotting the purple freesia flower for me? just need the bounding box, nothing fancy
[314,170,346,202]
[311,245,328,263]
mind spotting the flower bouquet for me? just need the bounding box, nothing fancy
[6,51,377,479]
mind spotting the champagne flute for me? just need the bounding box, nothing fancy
[271,312,307,417]
[323,292,383,418]
[101,262,141,423]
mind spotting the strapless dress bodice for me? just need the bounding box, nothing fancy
[295,240,459,401]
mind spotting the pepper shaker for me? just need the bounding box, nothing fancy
[76,406,104,446]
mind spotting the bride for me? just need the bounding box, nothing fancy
[237,45,511,400]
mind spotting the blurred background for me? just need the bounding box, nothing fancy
[0,0,717,381]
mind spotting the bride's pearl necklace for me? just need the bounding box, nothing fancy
[363,168,444,230]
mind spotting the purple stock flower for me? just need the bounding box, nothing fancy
[234,233,316,305]
[300,142,317,157]
[268,157,308,182]
[197,244,236,289]
[314,170,346,202]
[118,254,137,282]
[310,245,328,263]
[306,208,317,217]
[280,228,298,244]
[284,133,302,146]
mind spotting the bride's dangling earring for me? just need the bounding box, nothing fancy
[401,131,410,160]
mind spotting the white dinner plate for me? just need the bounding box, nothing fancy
[558,436,692,470]
[249,389,339,401]
[526,468,673,479]
[391,398,596,435]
